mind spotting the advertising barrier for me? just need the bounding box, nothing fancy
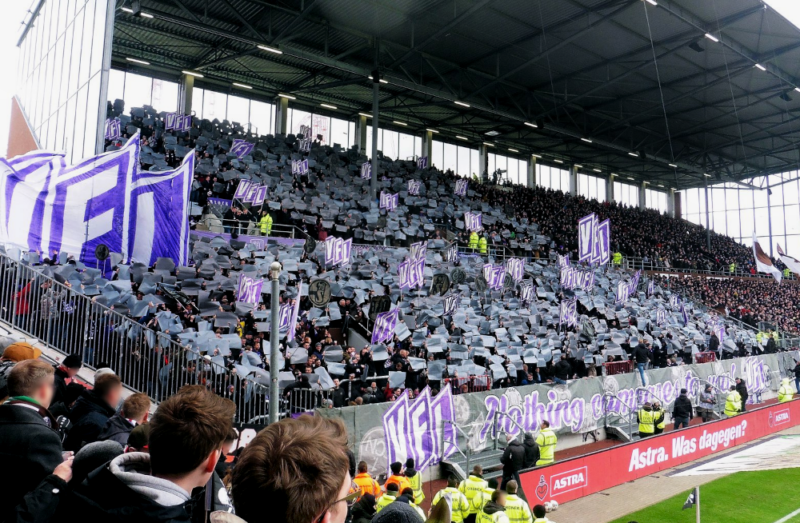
[520,400,800,504]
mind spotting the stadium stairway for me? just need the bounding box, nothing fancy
[442,447,507,482]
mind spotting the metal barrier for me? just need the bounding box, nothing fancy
[0,252,277,422]
[694,352,717,363]
[444,375,491,395]
[603,360,633,376]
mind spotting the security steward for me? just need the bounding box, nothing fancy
[476,490,510,523]
[503,480,532,523]
[430,476,470,523]
[376,482,400,512]
[637,402,656,438]
[479,235,488,255]
[258,210,273,236]
[459,465,489,523]
[652,401,666,435]
[612,251,623,266]
[724,385,742,417]
[535,421,557,466]
[469,231,479,251]
[779,378,795,403]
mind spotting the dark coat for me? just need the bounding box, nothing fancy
[522,433,539,469]
[0,403,64,521]
[65,390,117,451]
[52,366,70,406]
[97,414,135,446]
[708,334,720,353]
[633,344,650,364]
[350,495,376,523]
[736,381,749,404]
[501,439,525,476]
[554,359,571,380]
[672,394,693,419]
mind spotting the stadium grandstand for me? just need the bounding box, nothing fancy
[3,1,800,522]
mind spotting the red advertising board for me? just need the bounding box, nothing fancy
[520,401,800,504]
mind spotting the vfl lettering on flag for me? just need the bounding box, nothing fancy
[615,270,641,304]
[252,185,268,206]
[443,294,459,316]
[465,212,483,232]
[483,264,505,290]
[417,156,428,169]
[291,159,309,175]
[231,139,255,159]
[669,294,681,310]
[596,219,611,265]
[382,386,456,474]
[407,179,421,195]
[656,307,667,327]
[175,115,192,132]
[647,280,655,297]
[242,184,259,203]
[237,274,264,304]
[557,254,570,269]
[324,236,353,266]
[380,191,399,212]
[299,125,311,138]
[454,179,468,197]
[559,298,578,327]
[410,241,427,261]
[165,112,178,131]
[709,316,725,344]
[446,244,458,262]
[298,138,311,152]
[361,162,371,180]
[520,282,535,305]
[372,309,400,344]
[233,180,252,200]
[560,267,595,291]
[104,118,121,141]
[681,301,689,326]
[506,258,525,282]
[578,213,595,263]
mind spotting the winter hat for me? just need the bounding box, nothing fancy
[127,423,150,450]
[2,342,41,362]
[372,500,424,523]
[390,461,402,475]
[95,367,115,379]
[71,440,124,485]
[62,354,83,369]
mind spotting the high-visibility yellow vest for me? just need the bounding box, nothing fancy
[535,428,557,465]
[259,214,273,234]
[784,268,791,278]
[469,232,479,249]
[655,409,666,430]
[729,263,736,273]
[479,237,488,254]
[411,503,425,521]
[638,409,655,434]
[376,493,396,512]
[779,382,795,403]
[724,391,742,416]
[406,473,424,504]
[477,508,511,523]
[504,494,533,523]
[459,475,488,514]
[432,487,470,523]
[612,252,622,265]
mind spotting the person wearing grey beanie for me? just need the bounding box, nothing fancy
[71,440,124,486]
[372,499,424,523]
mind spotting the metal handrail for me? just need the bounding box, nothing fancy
[490,409,528,450]
[443,419,472,473]
[602,391,637,439]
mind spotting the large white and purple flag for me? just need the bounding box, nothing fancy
[372,309,400,344]
[454,179,468,197]
[237,274,264,304]
[361,162,371,180]
[252,185,268,206]
[324,237,352,266]
[578,213,595,263]
[593,218,610,265]
[278,297,302,339]
[408,179,421,195]
[559,298,578,327]
[233,179,253,200]
[465,212,482,232]
[165,112,178,131]
[175,115,192,132]
[231,139,254,159]
[398,258,425,289]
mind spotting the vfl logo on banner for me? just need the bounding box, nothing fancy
[465,212,483,232]
[399,258,425,289]
[559,298,578,327]
[578,213,611,264]
[234,180,252,200]
[615,270,641,304]
[557,254,570,269]
[292,159,309,175]
[408,179,421,195]
[656,307,667,327]
[446,244,458,262]
[443,293,459,316]
[104,118,121,140]
[520,282,535,305]
[361,162,371,180]
[382,386,456,474]
[165,112,177,131]
[380,191,399,212]
[324,237,352,266]
[241,183,259,203]
[454,179,468,197]
[251,185,268,206]
[417,156,428,169]
[231,139,255,159]
[506,258,525,282]
[669,294,681,310]
[372,309,400,344]
[237,274,263,304]
[175,115,192,132]
[410,241,427,261]
[560,267,595,291]
[298,138,311,152]
[483,264,505,290]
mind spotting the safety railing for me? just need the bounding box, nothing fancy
[602,360,633,376]
[0,252,333,423]
[602,391,637,440]
[490,409,529,451]
[444,375,492,395]
[694,352,717,364]
[443,419,473,473]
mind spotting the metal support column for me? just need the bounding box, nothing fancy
[422,130,433,161]
[275,96,289,136]
[527,155,536,188]
[178,73,195,116]
[704,177,711,250]
[607,174,615,203]
[478,144,488,183]
[639,182,647,210]
[667,189,676,218]
[767,178,774,257]
[569,165,578,196]
[370,78,380,200]
[355,114,368,154]
[269,261,282,424]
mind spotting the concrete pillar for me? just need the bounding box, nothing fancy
[355,115,367,153]
[704,177,711,250]
[422,130,433,161]
[569,165,578,196]
[178,73,194,116]
[275,96,289,135]
[666,189,673,215]
[527,155,536,188]
[607,174,615,203]
[370,80,379,199]
[639,182,647,210]
[478,144,488,183]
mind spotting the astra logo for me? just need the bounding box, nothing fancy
[550,467,588,496]
[774,409,790,426]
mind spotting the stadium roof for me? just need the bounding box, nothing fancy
[113,0,800,189]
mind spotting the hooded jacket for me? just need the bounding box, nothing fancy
[478,501,509,523]
[501,438,525,476]
[522,433,539,469]
[350,494,376,523]
[98,414,136,446]
[58,452,198,523]
[65,390,117,451]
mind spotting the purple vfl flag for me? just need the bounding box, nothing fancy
[417,156,428,169]
[465,212,483,232]
[410,258,425,289]
[233,180,252,200]
[324,237,352,266]
[179,115,192,131]
[292,159,309,175]
[104,118,121,140]
[410,241,427,261]
[506,258,524,282]
[372,309,400,344]
[520,283,535,305]
[443,294,459,316]
[237,274,264,304]
[656,308,667,327]
[361,162,371,180]
[380,191,399,212]
[165,112,177,131]
[398,259,411,289]
[559,298,578,327]
[446,244,458,262]
[242,183,259,203]
[231,139,255,159]
[557,254,570,269]
[597,219,611,265]
[578,213,595,263]
[408,179,421,195]
[252,185,268,206]
[454,179,468,197]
